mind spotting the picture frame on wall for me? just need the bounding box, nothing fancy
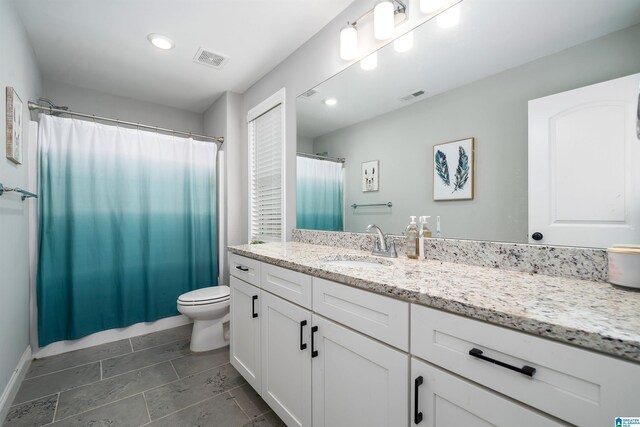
[6,86,24,164]
[433,137,475,201]
[361,160,379,192]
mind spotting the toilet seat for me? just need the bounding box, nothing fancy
[178,286,230,306]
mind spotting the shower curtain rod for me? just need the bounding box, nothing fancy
[28,101,224,144]
[297,152,345,163]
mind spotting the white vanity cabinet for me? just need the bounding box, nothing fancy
[312,315,409,427]
[229,276,262,392]
[411,359,565,427]
[260,290,312,427]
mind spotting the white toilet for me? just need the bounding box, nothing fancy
[177,285,230,352]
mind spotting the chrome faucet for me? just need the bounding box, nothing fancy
[366,224,397,258]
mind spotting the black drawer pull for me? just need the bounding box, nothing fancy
[414,376,423,424]
[251,295,258,318]
[469,348,536,377]
[311,326,318,358]
[236,265,249,272]
[300,320,307,350]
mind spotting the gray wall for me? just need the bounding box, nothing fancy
[312,24,640,241]
[0,0,41,407]
[297,136,313,154]
[42,79,204,134]
[241,0,440,241]
[203,91,243,284]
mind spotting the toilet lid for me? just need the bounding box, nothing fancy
[178,286,230,304]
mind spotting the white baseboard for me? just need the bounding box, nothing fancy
[33,315,192,359]
[0,346,32,423]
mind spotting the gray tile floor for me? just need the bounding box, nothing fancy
[3,325,285,427]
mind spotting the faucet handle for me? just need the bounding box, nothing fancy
[388,241,398,258]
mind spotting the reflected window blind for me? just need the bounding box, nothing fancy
[249,104,282,242]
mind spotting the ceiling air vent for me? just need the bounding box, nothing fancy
[399,90,426,102]
[300,88,319,98]
[193,47,229,70]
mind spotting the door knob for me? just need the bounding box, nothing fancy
[531,232,543,241]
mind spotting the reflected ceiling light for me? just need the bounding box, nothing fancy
[437,4,461,29]
[420,0,444,14]
[393,31,413,53]
[339,0,407,61]
[374,1,395,40]
[147,33,174,50]
[324,98,338,106]
[360,52,378,70]
[340,24,358,60]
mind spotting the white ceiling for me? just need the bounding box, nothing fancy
[12,0,355,113]
[297,0,640,139]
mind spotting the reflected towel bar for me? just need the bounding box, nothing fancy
[0,183,38,201]
[351,202,392,209]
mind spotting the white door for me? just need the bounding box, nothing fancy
[411,358,565,426]
[230,276,261,392]
[261,292,312,427]
[311,315,408,427]
[528,73,640,247]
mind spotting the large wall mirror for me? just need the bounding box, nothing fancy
[296,0,640,248]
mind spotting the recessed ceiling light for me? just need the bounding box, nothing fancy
[147,33,174,50]
[324,98,338,106]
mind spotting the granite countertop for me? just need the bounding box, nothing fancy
[229,242,640,363]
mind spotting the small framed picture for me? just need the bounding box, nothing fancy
[361,160,379,192]
[433,137,474,201]
[6,86,24,164]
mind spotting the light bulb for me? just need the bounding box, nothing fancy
[393,31,413,53]
[374,1,395,40]
[340,24,358,60]
[324,98,338,106]
[360,52,378,71]
[147,34,174,50]
[437,4,461,29]
[420,0,444,14]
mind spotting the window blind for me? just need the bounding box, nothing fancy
[249,104,283,242]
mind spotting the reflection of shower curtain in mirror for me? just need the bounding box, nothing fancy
[37,115,218,346]
[296,156,343,231]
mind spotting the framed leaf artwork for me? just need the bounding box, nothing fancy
[6,86,24,164]
[433,138,474,201]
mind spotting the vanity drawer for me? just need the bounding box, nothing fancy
[411,304,640,427]
[313,278,409,351]
[229,253,261,287]
[261,263,312,309]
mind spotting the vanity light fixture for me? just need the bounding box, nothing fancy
[437,3,461,28]
[420,0,445,14]
[360,52,378,70]
[324,97,338,106]
[147,33,174,50]
[393,31,414,52]
[339,0,407,60]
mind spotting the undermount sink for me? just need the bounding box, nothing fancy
[323,256,392,269]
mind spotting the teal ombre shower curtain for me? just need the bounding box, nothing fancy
[37,115,218,346]
[296,156,344,231]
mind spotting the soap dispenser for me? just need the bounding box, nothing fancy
[405,216,419,259]
[418,216,432,259]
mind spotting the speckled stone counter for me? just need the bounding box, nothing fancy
[229,242,640,363]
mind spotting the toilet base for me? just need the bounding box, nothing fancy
[190,317,229,352]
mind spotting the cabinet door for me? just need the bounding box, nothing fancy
[312,315,408,427]
[261,292,312,427]
[411,358,566,427]
[230,276,261,392]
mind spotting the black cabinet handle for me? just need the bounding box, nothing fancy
[414,376,423,424]
[531,232,543,241]
[300,320,307,350]
[311,326,318,358]
[469,348,536,377]
[236,265,249,272]
[251,295,258,318]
